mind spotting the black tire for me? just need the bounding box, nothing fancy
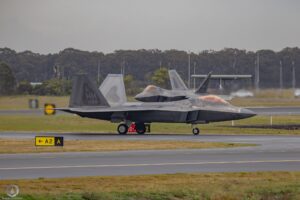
[136,123,146,135]
[117,124,128,135]
[192,127,200,135]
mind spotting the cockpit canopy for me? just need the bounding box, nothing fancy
[144,85,159,93]
[135,85,188,102]
[190,95,231,107]
[199,95,229,105]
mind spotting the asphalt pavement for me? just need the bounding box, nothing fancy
[0,133,300,179]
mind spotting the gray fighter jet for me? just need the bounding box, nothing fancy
[135,70,214,102]
[57,74,255,135]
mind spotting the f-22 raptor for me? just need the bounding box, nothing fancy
[57,74,256,135]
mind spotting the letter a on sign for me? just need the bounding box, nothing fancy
[55,137,64,146]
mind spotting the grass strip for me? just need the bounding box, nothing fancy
[0,139,250,154]
[0,172,299,199]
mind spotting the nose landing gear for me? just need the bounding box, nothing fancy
[192,127,200,135]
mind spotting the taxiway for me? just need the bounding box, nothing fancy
[0,133,300,179]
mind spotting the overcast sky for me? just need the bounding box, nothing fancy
[0,0,300,54]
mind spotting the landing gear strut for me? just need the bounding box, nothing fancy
[136,122,146,135]
[117,123,128,135]
[192,127,200,135]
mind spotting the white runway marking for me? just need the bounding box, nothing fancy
[1,159,300,170]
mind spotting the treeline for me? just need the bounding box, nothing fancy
[1,47,300,90]
[0,62,72,95]
[0,60,167,96]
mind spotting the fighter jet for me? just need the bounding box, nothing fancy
[56,74,256,135]
[135,70,214,102]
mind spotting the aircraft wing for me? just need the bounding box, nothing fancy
[247,106,300,115]
[56,102,194,113]
[56,100,245,114]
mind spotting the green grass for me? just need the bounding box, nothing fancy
[230,97,300,107]
[0,95,69,110]
[0,139,250,153]
[253,89,295,98]
[1,172,300,199]
[0,115,300,134]
[230,89,300,107]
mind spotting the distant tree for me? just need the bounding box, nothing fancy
[151,67,169,88]
[124,74,133,94]
[31,84,45,95]
[0,62,16,95]
[2,47,300,89]
[124,74,133,88]
[43,79,71,95]
[124,74,141,95]
[17,81,32,94]
[30,79,71,96]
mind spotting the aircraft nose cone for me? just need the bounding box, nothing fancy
[134,93,144,101]
[240,108,256,118]
[134,93,142,98]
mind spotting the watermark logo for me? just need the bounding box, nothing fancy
[6,185,19,198]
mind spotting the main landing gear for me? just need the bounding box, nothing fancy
[135,122,146,135]
[117,122,146,135]
[117,123,128,135]
[192,127,200,135]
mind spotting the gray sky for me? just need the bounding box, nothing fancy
[1,0,300,54]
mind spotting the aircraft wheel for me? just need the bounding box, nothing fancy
[192,127,200,135]
[118,124,128,135]
[136,123,146,134]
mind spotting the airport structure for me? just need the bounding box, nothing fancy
[191,74,253,90]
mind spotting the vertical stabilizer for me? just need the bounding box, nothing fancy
[99,74,127,106]
[195,71,212,94]
[69,74,110,107]
[168,70,188,90]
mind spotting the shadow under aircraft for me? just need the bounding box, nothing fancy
[135,70,232,103]
[56,74,256,135]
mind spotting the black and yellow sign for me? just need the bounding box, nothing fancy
[145,124,151,133]
[44,103,56,115]
[35,136,64,146]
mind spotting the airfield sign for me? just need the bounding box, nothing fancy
[35,136,64,146]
